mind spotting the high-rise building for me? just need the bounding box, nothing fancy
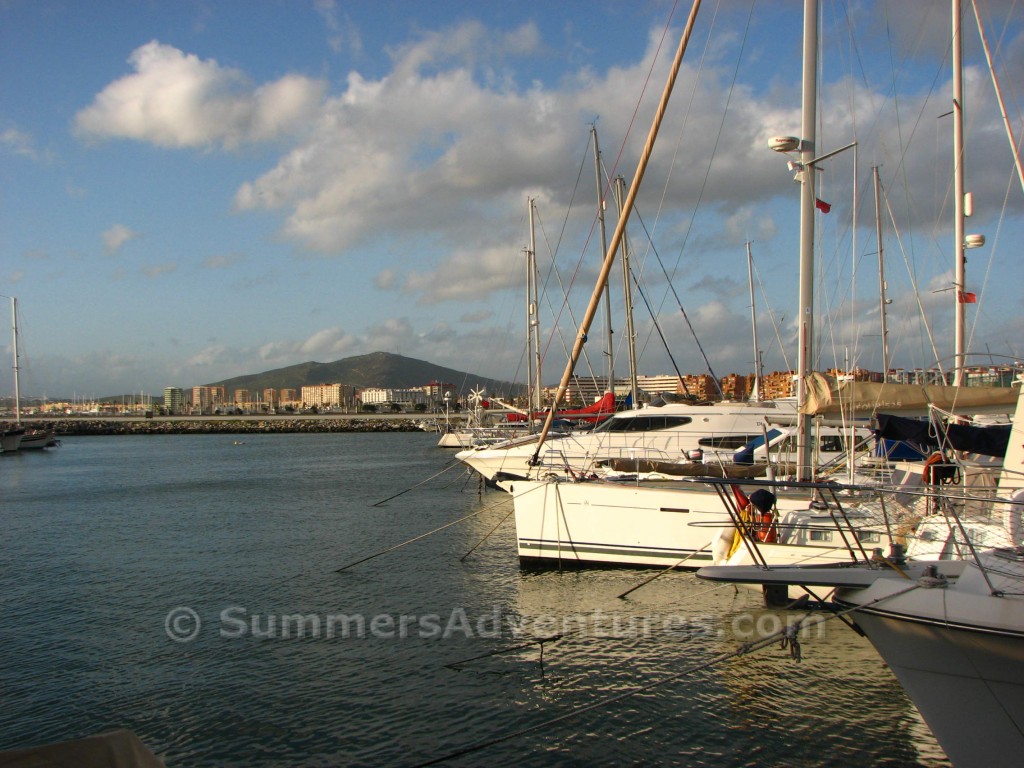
[191,385,225,414]
[163,387,184,415]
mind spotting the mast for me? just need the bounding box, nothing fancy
[615,175,640,406]
[10,296,20,426]
[746,242,761,401]
[592,126,615,396]
[873,166,891,376]
[530,0,702,461]
[952,0,966,386]
[794,0,818,481]
[971,1,1024,197]
[8,296,20,428]
[528,198,542,415]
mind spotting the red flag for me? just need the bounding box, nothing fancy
[815,198,832,214]
[957,290,977,304]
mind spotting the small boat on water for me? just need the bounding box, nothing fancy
[2,297,56,452]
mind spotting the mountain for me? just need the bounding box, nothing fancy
[204,351,523,396]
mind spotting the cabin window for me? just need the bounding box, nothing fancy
[856,531,881,544]
[809,529,833,542]
[698,435,762,450]
[819,435,844,453]
[593,416,693,432]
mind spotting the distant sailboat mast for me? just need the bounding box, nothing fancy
[872,166,891,377]
[8,296,20,427]
[614,175,640,406]
[530,0,703,460]
[591,126,615,398]
[526,197,542,416]
[746,242,761,402]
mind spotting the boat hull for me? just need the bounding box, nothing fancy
[840,584,1024,768]
[502,478,831,568]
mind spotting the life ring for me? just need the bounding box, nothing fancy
[752,507,778,543]
[732,487,779,545]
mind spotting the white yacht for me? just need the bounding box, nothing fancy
[456,396,798,482]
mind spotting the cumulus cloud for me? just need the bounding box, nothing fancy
[103,224,139,255]
[75,41,325,149]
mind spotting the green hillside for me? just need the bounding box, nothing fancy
[205,351,523,397]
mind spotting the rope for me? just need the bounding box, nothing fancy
[334,493,513,573]
[409,580,922,766]
[372,459,464,506]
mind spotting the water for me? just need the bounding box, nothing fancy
[1,433,949,766]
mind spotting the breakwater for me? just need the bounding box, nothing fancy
[16,417,428,436]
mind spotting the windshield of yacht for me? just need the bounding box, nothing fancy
[591,415,694,432]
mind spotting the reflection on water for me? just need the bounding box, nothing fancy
[1,434,948,766]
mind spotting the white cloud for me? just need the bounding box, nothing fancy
[103,224,139,255]
[0,126,39,159]
[75,41,325,149]
[315,0,361,57]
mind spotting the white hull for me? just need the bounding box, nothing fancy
[501,477,844,567]
[19,429,54,449]
[835,553,1024,768]
[458,399,799,481]
[698,548,1024,768]
[437,431,472,448]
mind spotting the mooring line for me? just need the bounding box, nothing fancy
[335,493,515,573]
[408,581,923,766]
[373,459,463,506]
[616,539,714,600]
[444,634,563,670]
[460,505,514,561]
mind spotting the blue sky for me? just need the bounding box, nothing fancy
[2,0,1023,398]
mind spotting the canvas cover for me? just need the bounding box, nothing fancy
[801,372,1019,417]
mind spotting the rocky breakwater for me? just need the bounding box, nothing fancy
[25,416,426,436]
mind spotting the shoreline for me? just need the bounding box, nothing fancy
[3,414,437,436]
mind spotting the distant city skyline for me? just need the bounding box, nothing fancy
[2,1,1023,399]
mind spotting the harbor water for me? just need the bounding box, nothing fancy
[1,433,950,766]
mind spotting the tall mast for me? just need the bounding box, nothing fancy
[528,198,542,415]
[10,296,20,426]
[614,175,640,406]
[530,0,702,459]
[873,166,891,376]
[746,242,761,401]
[952,0,967,385]
[592,126,615,396]
[794,0,819,481]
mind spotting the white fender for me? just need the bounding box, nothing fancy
[1004,488,1024,545]
[711,525,738,564]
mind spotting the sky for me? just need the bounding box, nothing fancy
[2,0,1023,399]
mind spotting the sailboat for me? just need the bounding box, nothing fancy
[4,296,56,451]
[698,5,1024,763]
[698,368,1024,768]
[487,0,1019,572]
